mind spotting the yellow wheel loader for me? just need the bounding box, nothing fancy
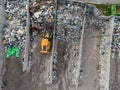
[40,22,53,54]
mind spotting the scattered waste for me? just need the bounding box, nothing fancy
[56,2,85,43]
[111,17,120,55]
[3,1,27,56]
[30,1,56,35]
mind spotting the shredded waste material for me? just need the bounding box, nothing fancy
[3,1,27,58]
[56,2,85,43]
[111,18,120,56]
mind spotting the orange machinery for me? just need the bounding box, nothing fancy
[40,22,53,54]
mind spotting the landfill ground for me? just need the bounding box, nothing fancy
[1,0,120,90]
[2,19,102,90]
[2,5,103,90]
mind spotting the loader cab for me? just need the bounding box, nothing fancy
[40,22,53,54]
[40,33,51,54]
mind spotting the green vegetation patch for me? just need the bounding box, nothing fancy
[111,4,116,15]
[93,4,111,16]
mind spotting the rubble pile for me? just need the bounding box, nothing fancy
[111,18,120,55]
[3,1,27,52]
[56,2,85,43]
[30,0,56,32]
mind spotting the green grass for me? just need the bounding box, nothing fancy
[88,3,111,16]
[95,4,111,16]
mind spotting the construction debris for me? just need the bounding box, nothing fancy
[3,1,27,54]
[56,2,85,43]
[111,17,120,57]
[30,0,56,35]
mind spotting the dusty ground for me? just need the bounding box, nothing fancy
[78,21,101,90]
[2,36,68,90]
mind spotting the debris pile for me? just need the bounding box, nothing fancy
[30,0,56,33]
[111,18,120,56]
[3,1,27,54]
[56,2,85,43]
